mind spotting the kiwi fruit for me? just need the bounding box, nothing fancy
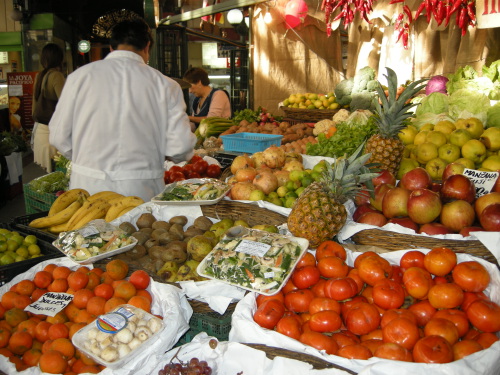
[139,227,154,236]
[151,228,168,241]
[169,216,188,226]
[136,213,157,229]
[119,222,137,235]
[193,216,213,231]
[131,231,149,246]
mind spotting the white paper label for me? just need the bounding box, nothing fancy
[97,312,128,333]
[80,225,99,237]
[463,169,499,197]
[24,292,73,317]
[264,271,275,279]
[235,240,271,257]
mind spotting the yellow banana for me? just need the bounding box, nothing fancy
[47,222,69,234]
[66,199,97,230]
[104,196,144,222]
[70,200,111,230]
[117,205,136,217]
[30,199,83,228]
[48,189,89,216]
[87,191,124,203]
[106,205,137,222]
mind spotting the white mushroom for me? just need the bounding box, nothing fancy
[127,321,137,333]
[128,337,142,350]
[114,328,133,344]
[99,336,113,349]
[134,326,152,341]
[89,340,101,355]
[87,327,99,340]
[147,317,162,333]
[136,319,148,327]
[101,346,119,363]
[128,315,140,324]
[117,343,131,358]
[96,330,110,341]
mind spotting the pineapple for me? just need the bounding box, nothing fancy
[365,67,428,175]
[287,144,378,248]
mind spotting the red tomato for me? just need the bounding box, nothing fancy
[317,256,348,279]
[187,171,201,179]
[309,310,342,333]
[193,160,209,175]
[461,291,488,311]
[467,299,500,333]
[256,292,284,307]
[382,317,420,350]
[353,251,379,269]
[315,241,346,261]
[206,164,222,178]
[299,331,338,355]
[403,266,433,300]
[476,332,499,349]
[310,278,327,298]
[182,164,194,178]
[296,252,316,269]
[253,299,285,329]
[424,247,457,277]
[360,328,383,341]
[400,250,426,270]
[337,344,373,360]
[324,277,358,301]
[390,265,404,284]
[163,170,171,184]
[276,315,302,340]
[357,255,393,286]
[292,266,320,289]
[347,268,365,292]
[332,331,361,348]
[284,289,315,313]
[408,299,436,327]
[344,302,381,336]
[452,339,483,361]
[189,154,203,164]
[361,339,385,355]
[169,171,185,183]
[452,261,490,293]
[424,318,459,345]
[372,278,406,310]
[413,335,454,363]
[169,165,183,174]
[427,283,464,309]
[433,309,469,338]
[380,308,418,329]
[373,342,413,362]
[308,297,341,315]
[341,296,368,318]
[281,278,298,295]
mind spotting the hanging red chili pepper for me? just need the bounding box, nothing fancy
[321,0,376,35]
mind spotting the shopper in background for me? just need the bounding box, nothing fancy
[182,67,231,131]
[32,43,66,172]
[49,18,196,201]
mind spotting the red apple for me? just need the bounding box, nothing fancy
[459,226,484,237]
[440,174,476,203]
[399,167,432,191]
[354,185,371,206]
[493,172,500,193]
[440,200,475,233]
[479,203,500,231]
[388,217,419,232]
[418,222,454,236]
[474,192,500,217]
[353,204,378,222]
[430,182,442,193]
[382,187,411,219]
[357,211,388,227]
[372,170,397,187]
[407,188,443,224]
[370,183,394,211]
[441,162,466,181]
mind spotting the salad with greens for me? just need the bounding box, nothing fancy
[157,179,229,202]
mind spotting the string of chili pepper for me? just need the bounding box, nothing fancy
[391,4,413,49]
[321,0,377,36]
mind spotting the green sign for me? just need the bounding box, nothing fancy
[78,40,91,53]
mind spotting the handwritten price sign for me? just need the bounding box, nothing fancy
[463,169,499,197]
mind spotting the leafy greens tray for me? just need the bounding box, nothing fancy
[151,178,230,205]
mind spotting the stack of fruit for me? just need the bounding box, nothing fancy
[281,92,339,110]
[397,118,500,180]
[163,155,221,184]
[354,167,500,236]
[0,229,42,266]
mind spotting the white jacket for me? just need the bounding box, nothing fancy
[49,50,196,201]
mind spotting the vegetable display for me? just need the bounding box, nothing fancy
[28,171,68,193]
[196,117,234,139]
[333,67,379,111]
[156,179,229,202]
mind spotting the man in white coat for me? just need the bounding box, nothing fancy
[49,18,196,201]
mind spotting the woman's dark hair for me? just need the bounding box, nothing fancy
[183,67,210,86]
[34,43,64,98]
[110,18,154,51]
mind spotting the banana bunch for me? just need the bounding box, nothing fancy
[29,189,145,234]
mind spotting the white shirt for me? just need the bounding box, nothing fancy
[49,50,196,201]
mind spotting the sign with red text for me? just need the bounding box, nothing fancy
[477,0,500,28]
[7,72,37,136]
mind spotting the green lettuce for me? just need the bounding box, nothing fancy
[487,102,500,128]
[415,92,449,116]
[411,113,455,130]
[448,89,491,124]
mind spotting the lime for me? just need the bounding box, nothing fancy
[0,253,15,266]
[28,244,41,256]
[6,240,19,252]
[15,255,25,262]
[31,254,42,259]
[313,160,328,174]
[10,235,24,246]
[0,242,7,252]
[289,170,304,182]
[16,246,29,259]
[264,225,279,233]
[295,187,305,196]
[285,191,298,199]
[0,229,10,236]
[268,191,279,199]
[268,196,283,207]
[285,196,297,208]
[249,190,266,201]
[0,234,6,243]
[23,235,37,245]
[311,171,322,181]
[301,175,314,188]
[277,186,288,198]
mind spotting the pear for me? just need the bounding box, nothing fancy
[234,219,250,227]
[416,143,439,164]
[187,235,215,261]
[210,218,234,238]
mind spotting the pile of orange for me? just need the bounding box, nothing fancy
[0,259,153,374]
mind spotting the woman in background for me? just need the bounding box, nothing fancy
[183,67,231,131]
[32,43,66,172]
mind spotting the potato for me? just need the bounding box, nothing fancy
[193,216,213,231]
[166,240,187,254]
[144,238,158,250]
[169,223,185,239]
[160,248,188,264]
[131,232,150,246]
[169,216,188,226]
[148,245,167,260]
[139,227,154,236]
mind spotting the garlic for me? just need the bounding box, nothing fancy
[135,326,152,341]
[128,337,142,350]
[115,328,133,344]
[117,343,131,358]
[101,345,119,363]
[147,317,162,333]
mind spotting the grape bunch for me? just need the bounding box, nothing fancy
[159,357,212,375]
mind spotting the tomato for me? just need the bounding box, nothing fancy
[433,309,469,338]
[413,335,453,363]
[187,171,201,179]
[253,299,285,329]
[296,252,316,269]
[461,291,488,311]
[380,309,417,328]
[317,256,348,279]
[206,164,222,178]
[182,163,194,177]
[372,278,406,310]
[284,289,315,313]
[452,261,490,293]
[353,251,379,269]
[476,332,499,349]
[324,277,358,301]
[452,339,483,361]
[373,342,413,362]
[169,165,183,174]
[256,292,284,307]
[341,295,368,318]
[382,316,420,350]
[408,299,436,327]
[308,297,341,315]
[357,255,393,286]
[163,170,171,184]
[347,268,365,292]
[427,282,464,309]
[400,250,425,270]
[344,302,381,336]
[281,278,298,295]
[276,315,302,340]
[424,318,459,345]
[360,328,383,341]
[310,278,327,298]
[361,339,385,355]
[299,331,338,355]
[403,266,433,300]
[337,344,373,360]
[315,241,346,261]
[389,265,404,284]
[332,331,360,348]
[466,299,500,333]
[189,155,203,164]
[309,310,342,333]
[193,160,209,175]
[169,171,185,183]
[292,266,320,289]
[424,247,457,277]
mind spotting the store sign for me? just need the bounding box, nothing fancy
[78,40,91,54]
[477,0,500,28]
[7,72,37,137]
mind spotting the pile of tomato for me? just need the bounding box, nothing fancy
[253,241,500,364]
[163,155,222,184]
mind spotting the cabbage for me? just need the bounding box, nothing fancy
[425,75,448,95]
[415,92,449,116]
[411,113,455,130]
[487,102,500,128]
[448,89,491,123]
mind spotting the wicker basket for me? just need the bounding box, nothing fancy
[280,107,339,122]
[351,228,499,266]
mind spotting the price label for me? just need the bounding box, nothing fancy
[235,240,271,257]
[24,292,73,317]
[463,169,499,198]
[264,271,275,279]
[80,225,99,238]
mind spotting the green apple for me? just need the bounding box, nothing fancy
[413,131,429,145]
[434,120,456,135]
[397,158,420,180]
[425,131,448,147]
[398,125,418,145]
[455,118,484,139]
[455,157,475,169]
[438,143,461,164]
[480,127,500,152]
[449,129,473,148]
[461,139,487,164]
[416,143,439,164]
[420,123,434,132]
[425,157,448,181]
[481,155,500,171]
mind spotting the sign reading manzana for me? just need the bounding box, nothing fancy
[477,0,500,28]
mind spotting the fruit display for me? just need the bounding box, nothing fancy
[0,229,42,265]
[28,189,145,234]
[159,355,213,375]
[164,154,222,183]
[281,92,339,110]
[251,241,500,365]
[354,167,500,235]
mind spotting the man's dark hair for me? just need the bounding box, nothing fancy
[110,18,154,51]
[183,67,210,86]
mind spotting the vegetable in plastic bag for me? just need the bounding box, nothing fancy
[28,171,68,193]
